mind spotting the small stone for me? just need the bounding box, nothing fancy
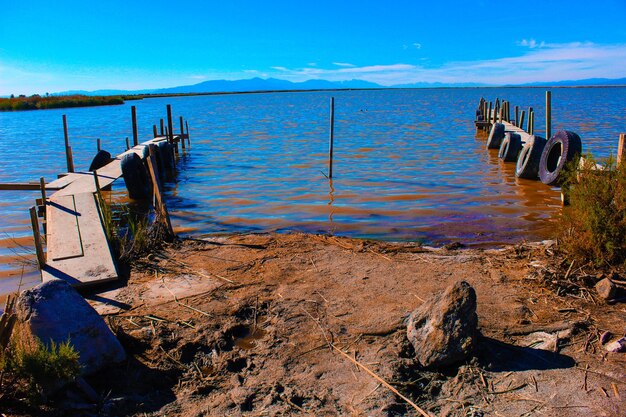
[407,281,478,368]
[600,331,612,345]
[605,337,626,353]
[595,278,617,301]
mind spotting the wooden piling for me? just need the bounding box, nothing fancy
[529,111,535,135]
[29,206,46,269]
[62,115,75,173]
[39,177,47,207]
[125,137,130,151]
[131,105,139,146]
[166,105,174,143]
[519,110,526,131]
[97,138,101,152]
[160,119,165,136]
[185,121,190,145]
[328,97,335,179]
[515,106,519,127]
[146,146,174,237]
[546,91,552,139]
[179,116,186,150]
[618,133,626,166]
[498,104,503,123]
[488,102,493,124]
[153,125,158,138]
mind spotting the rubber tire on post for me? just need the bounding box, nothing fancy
[516,135,547,180]
[539,130,582,186]
[498,132,522,162]
[88,150,112,171]
[121,152,150,200]
[157,140,176,174]
[486,123,505,149]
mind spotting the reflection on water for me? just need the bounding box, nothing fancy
[1,87,626,294]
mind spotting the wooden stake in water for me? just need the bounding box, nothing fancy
[515,106,519,127]
[488,102,493,124]
[29,206,46,269]
[529,110,535,135]
[62,115,75,173]
[166,104,174,143]
[160,119,165,136]
[131,105,139,146]
[185,121,190,146]
[97,138,101,152]
[153,125,158,138]
[328,97,335,179]
[546,90,552,139]
[519,110,526,131]
[179,116,186,150]
[125,137,130,151]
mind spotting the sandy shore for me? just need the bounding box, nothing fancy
[6,232,626,416]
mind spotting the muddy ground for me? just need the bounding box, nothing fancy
[5,233,626,416]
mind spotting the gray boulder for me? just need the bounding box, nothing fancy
[407,281,478,368]
[16,279,125,375]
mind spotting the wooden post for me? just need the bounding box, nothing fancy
[29,206,46,269]
[546,90,552,139]
[328,97,335,179]
[160,119,165,136]
[618,133,626,167]
[97,138,101,152]
[166,105,174,143]
[179,116,186,150]
[125,137,130,151]
[529,111,535,135]
[146,146,174,237]
[93,170,101,194]
[153,125,158,138]
[185,121,190,145]
[488,102,493,124]
[519,110,526,131]
[498,104,503,123]
[39,177,46,206]
[62,115,75,173]
[515,106,519,127]
[506,101,510,122]
[131,105,139,147]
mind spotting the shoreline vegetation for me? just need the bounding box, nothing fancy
[0,94,126,111]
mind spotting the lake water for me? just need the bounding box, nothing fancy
[1,87,625,295]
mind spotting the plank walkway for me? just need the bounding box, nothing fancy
[41,135,175,287]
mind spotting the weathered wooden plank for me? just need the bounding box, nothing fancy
[0,182,62,191]
[46,195,83,261]
[42,192,117,287]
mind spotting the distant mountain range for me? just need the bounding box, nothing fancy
[56,76,626,96]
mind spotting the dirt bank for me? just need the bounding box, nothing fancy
[5,233,626,416]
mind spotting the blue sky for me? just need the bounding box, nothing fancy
[1,0,626,95]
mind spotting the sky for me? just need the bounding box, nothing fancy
[1,0,626,95]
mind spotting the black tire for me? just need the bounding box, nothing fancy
[88,150,112,171]
[157,140,176,173]
[486,123,505,149]
[121,152,150,200]
[539,130,582,186]
[516,135,547,179]
[498,132,522,162]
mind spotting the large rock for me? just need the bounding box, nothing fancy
[16,279,125,375]
[407,281,478,368]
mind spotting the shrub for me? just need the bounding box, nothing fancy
[2,333,80,395]
[559,154,626,266]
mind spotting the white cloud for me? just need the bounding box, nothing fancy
[413,43,422,49]
[266,42,626,86]
[271,66,289,71]
[332,62,355,67]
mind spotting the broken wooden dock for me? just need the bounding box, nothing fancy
[20,104,191,288]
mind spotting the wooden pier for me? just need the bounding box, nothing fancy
[12,105,192,289]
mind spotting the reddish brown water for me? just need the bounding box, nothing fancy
[1,87,625,296]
